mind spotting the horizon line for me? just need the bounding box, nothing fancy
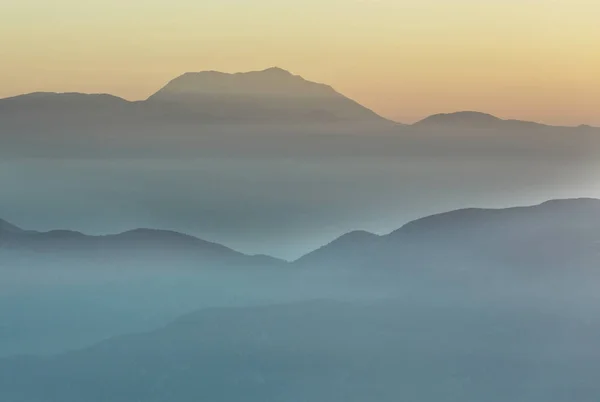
[0,66,597,128]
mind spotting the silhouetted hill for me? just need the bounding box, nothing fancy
[0,220,284,267]
[149,67,338,99]
[296,198,600,274]
[413,111,556,130]
[295,230,380,267]
[146,67,386,123]
[4,198,600,272]
[0,92,129,110]
[0,92,134,121]
[0,69,390,144]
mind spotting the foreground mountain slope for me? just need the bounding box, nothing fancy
[2,298,598,402]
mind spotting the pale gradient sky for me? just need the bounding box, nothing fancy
[1,0,599,125]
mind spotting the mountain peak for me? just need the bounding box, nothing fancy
[412,111,556,130]
[146,68,385,123]
[258,66,293,75]
[149,67,335,99]
[414,111,502,127]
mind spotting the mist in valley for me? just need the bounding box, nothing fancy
[2,68,600,401]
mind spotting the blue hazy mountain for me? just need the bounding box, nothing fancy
[3,198,599,271]
[0,218,25,234]
[295,198,600,275]
[2,198,600,358]
[2,298,599,402]
[0,220,283,267]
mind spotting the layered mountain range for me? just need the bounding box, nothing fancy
[1,67,596,129]
[2,199,600,400]
[3,198,599,273]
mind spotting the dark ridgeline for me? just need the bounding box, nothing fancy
[295,198,600,275]
[0,219,283,268]
[145,67,386,123]
[0,67,387,127]
[412,111,555,130]
[0,67,595,144]
[2,198,599,273]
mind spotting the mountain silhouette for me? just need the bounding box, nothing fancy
[0,68,386,127]
[4,198,599,273]
[294,230,380,267]
[4,69,595,129]
[146,67,386,123]
[0,92,133,120]
[295,198,600,275]
[413,111,556,130]
[0,221,284,267]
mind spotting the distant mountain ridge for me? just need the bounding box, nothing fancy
[0,68,387,124]
[295,198,600,274]
[147,67,385,123]
[148,67,338,98]
[1,69,596,128]
[411,111,592,130]
[3,198,600,272]
[0,220,284,266]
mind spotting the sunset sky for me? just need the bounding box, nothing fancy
[2,0,599,125]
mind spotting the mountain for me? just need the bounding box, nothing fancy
[0,220,284,267]
[0,218,25,234]
[295,198,600,275]
[4,198,600,271]
[0,92,135,125]
[3,199,600,359]
[2,299,599,402]
[0,92,130,112]
[413,111,557,130]
[294,230,380,267]
[0,68,387,129]
[146,67,387,123]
